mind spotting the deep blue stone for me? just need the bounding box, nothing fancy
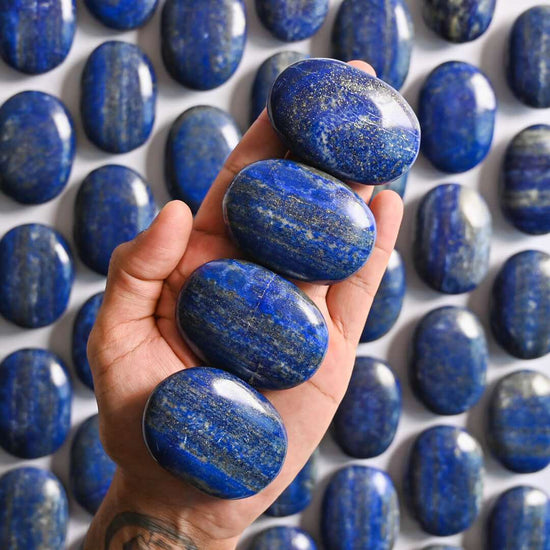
[143,367,287,499]
[0,91,75,205]
[406,425,483,536]
[162,0,247,90]
[85,0,158,30]
[250,527,317,550]
[0,224,74,328]
[165,106,241,214]
[332,0,414,90]
[490,250,550,359]
[370,172,408,201]
[333,357,401,458]
[81,41,157,154]
[74,165,156,276]
[223,159,377,283]
[268,58,420,185]
[322,465,399,550]
[414,183,491,294]
[176,259,328,390]
[0,467,68,549]
[419,61,496,173]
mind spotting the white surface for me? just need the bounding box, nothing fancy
[0,0,549,548]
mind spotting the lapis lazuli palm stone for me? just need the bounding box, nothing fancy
[0,224,74,328]
[419,61,496,173]
[224,159,376,283]
[268,58,420,185]
[85,0,158,30]
[176,259,328,390]
[332,0,414,90]
[162,0,247,90]
[250,527,317,550]
[81,41,157,154]
[0,91,75,205]
[165,106,241,214]
[0,467,68,550]
[406,425,483,536]
[143,367,287,499]
[490,250,550,359]
[370,172,408,202]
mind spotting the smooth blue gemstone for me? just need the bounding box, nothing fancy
[223,159,377,283]
[81,41,157,154]
[176,259,328,390]
[161,0,247,90]
[490,250,550,359]
[370,172,408,202]
[0,224,74,328]
[165,106,241,214]
[250,527,317,550]
[0,91,75,205]
[419,61,496,173]
[143,367,287,499]
[332,0,414,90]
[85,0,158,30]
[268,58,420,185]
[74,165,156,276]
[322,465,399,550]
[405,425,484,536]
[333,357,401,458]
[0,467,68,550]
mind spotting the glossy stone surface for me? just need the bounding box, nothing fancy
[81,41,157,154]
[250,527,317,550]
[419,61,496,173]
[0,91,75,205]
[501,124,550,235]
[370,172,408,201]
[143,367,287,499]
[322,465,399,550]
[223,159,376,283]
[176,259,328,390]
[85,0,158,30]
[414,183,491,294]
[165,106,241,214]
[490,250,550,359]
[332,0,414,90]
[0,467,68,549]
[74,165,156,276]
[0,224,74,328]
[162,0,247,90]
[268,58,420,185]
[406,425,484,536]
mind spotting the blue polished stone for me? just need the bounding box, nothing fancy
[162,0,247,90]
[165,106,241,214]
[332,0,413,90]
[419,61,496,173]
[406,425,483,536]
[176,259,328,390]
[322,465,399,550]
[0,91,75,205]
[143,367,287,499]
[0,224,74,328]
[81,41,157,154]
[250,527,317,550]
[414,183,492,294]
[490,250,550,359]
[74,165,156,276]
[0,467,68,549]
[85,0,158,30]
[370,172,408,202]
[268,58,420,185]
[223,159,377,283]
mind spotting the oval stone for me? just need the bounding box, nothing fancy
[223,159,377,283]
[0,467,68,549]
[161,0,247,90]
[165,106,241,214]
[176,259,328,390]
[143,367,287,499]
[370,172,408,202]
[81,41,157,154]
[84,0,158,30]
[490,250,550,359]
[332,0,414,90]
[268,58,420,185]
[74,165,156,276]
[0,91,75,205]
[406,425,483,536]
[0,224,74,328]
[250,527,317,550]
[419,61,496,173]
